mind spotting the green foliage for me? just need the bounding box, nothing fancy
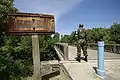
[0,0,59,78]
[60,31,79,43]
[0,34,60,79]
[39,36,59,61]
[0,36,33,80]
[86,28,110,43]
[53,32,60,42]
[0,0,18,33]
[60,23,120,44]
[109,23,120,44]
[61,35,70,43]
[0,1,33,79]
[69,31,76,43]
[0,1,120,80]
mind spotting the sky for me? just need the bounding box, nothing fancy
[14,0,120,35]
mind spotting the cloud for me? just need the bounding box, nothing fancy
[14,0,83,20]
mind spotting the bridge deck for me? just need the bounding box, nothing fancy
[61,46,120,80]
[68,46,120,60]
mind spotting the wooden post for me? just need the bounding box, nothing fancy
[32,35,41,80]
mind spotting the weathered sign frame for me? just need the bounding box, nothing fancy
[7,12,55,35]
[7,12,56,80]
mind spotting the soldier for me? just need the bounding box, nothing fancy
[75,24,88,62]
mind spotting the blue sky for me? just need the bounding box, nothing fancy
[14,0,120,35]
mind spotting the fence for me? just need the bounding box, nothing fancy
[87,43,120,54]
[69,43,120,54]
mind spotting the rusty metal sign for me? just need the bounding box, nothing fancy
[8,13,55,35]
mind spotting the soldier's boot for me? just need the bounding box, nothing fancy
[77,54,81,62]
[84,55,88,62]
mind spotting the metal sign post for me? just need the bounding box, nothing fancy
[32,35,41,80]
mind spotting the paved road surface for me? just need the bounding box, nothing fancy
[60,60,120,80]
[68,46,120,60]
[60,46,120,80]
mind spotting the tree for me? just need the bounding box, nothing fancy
[53,32,60,42]
[60,35,71,43]
[109,23,120,44]
[0,0,18,46]
[0,0,33,79]
[39,36,59,61]
[69,31,76,43]
[0,0,60,79]
[0,36,33,80]
[0,0,18,33]
[86,28,110,43]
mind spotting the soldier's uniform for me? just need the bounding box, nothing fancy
[75,24,88,62]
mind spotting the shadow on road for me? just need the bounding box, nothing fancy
[93,67,98,74]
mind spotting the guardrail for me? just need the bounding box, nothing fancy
[68,43,120,54]
[54,43,68,60]
[88,43,120,54]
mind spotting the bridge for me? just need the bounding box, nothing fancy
[54,43,120,80]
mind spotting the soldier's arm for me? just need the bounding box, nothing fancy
[85,29,88,43]
[75,29,79,40]
[75,29,78,36]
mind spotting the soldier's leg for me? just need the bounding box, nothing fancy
[82,44,88,62]
[82,44,88,56]
[77,43,81,57]
[76,44,81,62]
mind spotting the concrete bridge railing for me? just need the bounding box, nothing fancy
[54,43,68,61]
[69,43,120,54]
[88,43,120,54]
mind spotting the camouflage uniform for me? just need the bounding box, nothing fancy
[75,24,88,61]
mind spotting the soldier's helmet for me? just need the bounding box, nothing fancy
[79,24,84,27]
